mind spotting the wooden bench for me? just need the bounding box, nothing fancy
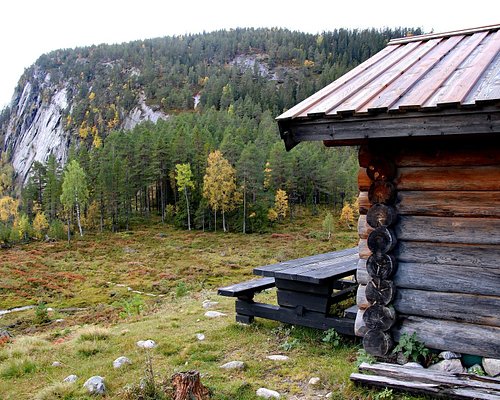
[218,247,359,334]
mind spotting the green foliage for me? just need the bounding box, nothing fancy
[113,295,145,318]
[322,328,342,348]
[175,281,189,298]
[47,219,66,240]
[374,388,394,400]
[279,338,300,351]
[355,348,376,367]
[60,160,89,237]
[33,302,50,325]
[393,332,430,363]
[0,358,37,378]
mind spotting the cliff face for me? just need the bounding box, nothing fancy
[2,66,167,185]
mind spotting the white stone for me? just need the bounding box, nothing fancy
[136,340,157,349]
[439,351,461,360]
[47,307,54,312]
[52,361,62,367]
[83,376,105,395]
[428,359,465,373]
[483,358,500,377]
[220,361,245,370]
[113,356,132,368]
[403,362,424,369]
[266,355,289,361]
[308,377,321,386]
[202,300,219,309]
[55,319,64,323]
[325,393,333,398]
[63,374,78,383]
[204,311,226,318]
[196,333,205,341]
[256,387,280,399]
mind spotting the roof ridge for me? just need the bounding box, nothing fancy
[388,24,500,45]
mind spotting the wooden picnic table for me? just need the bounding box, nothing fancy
[218,247,359,335]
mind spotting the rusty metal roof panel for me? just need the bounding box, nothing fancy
[277,24,500,123]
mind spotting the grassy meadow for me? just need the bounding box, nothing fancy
[0,210,423,399]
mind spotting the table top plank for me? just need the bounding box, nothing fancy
[254,247,358,277]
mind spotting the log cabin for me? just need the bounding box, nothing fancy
[276,24,500,359]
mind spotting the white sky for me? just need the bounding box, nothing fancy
[1,0,498,109]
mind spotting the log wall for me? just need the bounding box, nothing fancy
[356,137,500,358]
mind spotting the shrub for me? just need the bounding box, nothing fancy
[48,219,66,240]
[392,332,430,363]
[322,328,342,348]
[34,302,50,325]
[32,212,49,239]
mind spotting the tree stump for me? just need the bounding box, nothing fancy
[171,370,210,400]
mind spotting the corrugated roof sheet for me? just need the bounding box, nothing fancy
[277,24,500,122]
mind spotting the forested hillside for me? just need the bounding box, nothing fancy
[0,27,420,239]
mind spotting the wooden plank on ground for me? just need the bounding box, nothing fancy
[351,362,500,399]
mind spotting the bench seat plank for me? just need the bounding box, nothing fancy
[218,277,275,297]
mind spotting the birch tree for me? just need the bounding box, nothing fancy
[175,163,195,230]
[60,160,89,238]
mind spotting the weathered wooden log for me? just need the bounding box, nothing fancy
[363,329,393,357]
[393,316,500,358]
[367,227,397,254]
[395,166,500,191]
[363,305,396,331]
[358,239,372,259]
[357,215,374,239]
[356,286,369,310]
[171,371,210,400]
[367,204,397,228]
[395,216,500,245]
[367,158,397,182]
[368,181,397,205]
[355,309,368,336]
[358,191,370,215]
[358,285,500,326]
[396,190,500,218]
[366,278,395,306]
[366,253,396,280]
[357,259,500,297]
[394,289,500,327]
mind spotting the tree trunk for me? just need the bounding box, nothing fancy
[242,183,246,234]
[67,215,71,244]
[222,208,226,232]
[75,201,83,237]
[214,210,217,232]
[171,370,210,400]
[184,187,191,230]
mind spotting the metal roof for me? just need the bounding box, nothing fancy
[277,24,500,124]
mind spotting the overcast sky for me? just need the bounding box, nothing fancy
[1,0,498,109]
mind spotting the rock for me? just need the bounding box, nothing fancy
[204,311,226,318]
[396,352,409,365]
[63,374,78,383]
[202,300,219,309]
[196,333,205,341]
[428,359,465,373]
[136,340,157,349]
[483,358,500,377]
[220,361,245,370]
[468,364,485,375]
[308,377,321,386]
[120,329,130,335]
[325,393,333,398]
[439,351,461,360]
[52,361,63,367]
[403,362,424,369]
[83,376,105,395]
[266,355,289,361]
[55,319,64,323]
[47,307,54,312]
[113,356,132,368]
[256,387,280,399]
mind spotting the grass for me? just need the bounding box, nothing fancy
[0,210,426,399]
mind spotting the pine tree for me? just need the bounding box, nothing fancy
[60,160,89,238]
